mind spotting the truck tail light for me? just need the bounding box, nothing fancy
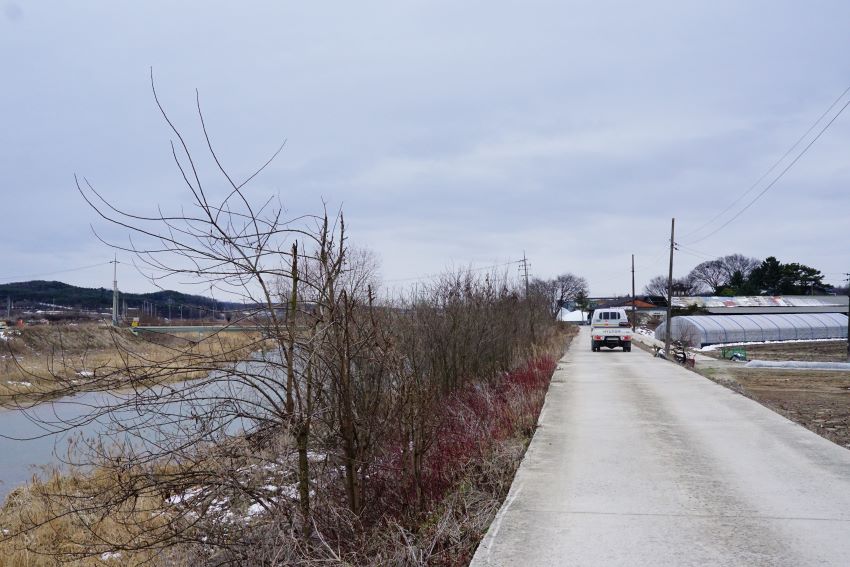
[624,336,631,341]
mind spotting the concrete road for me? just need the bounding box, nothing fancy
[470,326,850,566]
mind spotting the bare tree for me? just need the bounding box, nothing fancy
[644,275,669,297]
[688,260,727,294]
[387,268,548,513]
[673,321,702,348]
[0,81,562,566]
[529,273,589,317]
[644,274,701,297]
[720,254,760,281]
[686,254,761,295]
[0,79,365,563]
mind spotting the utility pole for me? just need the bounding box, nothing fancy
[521,252,535,343]
[6,296,10,320]
[521,251,530,297]
[631,254,636,332]
[664,218,675,359]
[109,255,120,327]
[845,272,850,362]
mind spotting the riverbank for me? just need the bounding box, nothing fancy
[0,323,264,402]
[0,326,577,566]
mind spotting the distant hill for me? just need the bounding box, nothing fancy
[0,280,244,313]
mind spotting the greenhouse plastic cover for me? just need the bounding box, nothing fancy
[670,296,847,309]
[654,313,848,347]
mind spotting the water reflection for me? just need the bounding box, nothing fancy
[0,359,278,501]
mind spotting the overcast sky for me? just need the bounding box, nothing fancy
[2,1,849,298]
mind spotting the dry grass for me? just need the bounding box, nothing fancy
[0,324,270,565]
[0,326,577,566]
[0,468,167,567]
[0,440,302,567]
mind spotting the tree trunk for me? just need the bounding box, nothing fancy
[296,420,311,536]
[286,242,298,416]
[339,290,361,515]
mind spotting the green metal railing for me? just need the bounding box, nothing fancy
[720,346,747,361]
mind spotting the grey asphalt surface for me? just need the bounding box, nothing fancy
[470,326,850,566]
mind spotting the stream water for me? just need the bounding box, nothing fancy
[0,360,275,502]
[0,390,112,500]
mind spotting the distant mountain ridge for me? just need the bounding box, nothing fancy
[0,280,243,312]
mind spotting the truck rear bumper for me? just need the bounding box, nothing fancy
[591,331,632,351]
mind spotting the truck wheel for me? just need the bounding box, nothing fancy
[591,341,599,351]
[623,343,631,352]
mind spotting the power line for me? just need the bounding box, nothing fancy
[675,244,720,261]
[382,260,523,284]
[685,95,850,245]
[676,249,714,261]
[683,85,850,241]
[592,243,670,298]
[627,242,674,279]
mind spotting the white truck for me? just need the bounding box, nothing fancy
[590,307,632,352]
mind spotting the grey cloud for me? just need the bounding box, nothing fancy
[3,3,21,21]
[2,1,850,295]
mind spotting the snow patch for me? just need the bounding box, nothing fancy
[166,487,202,505]
[699,338,845,351]
[247,502,266,517]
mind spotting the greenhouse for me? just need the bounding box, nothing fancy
[653,313,849,347]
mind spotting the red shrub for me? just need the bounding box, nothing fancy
[366,356,556,520]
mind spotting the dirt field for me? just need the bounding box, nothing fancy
[702,339,848,362]
[721,368,850,449]
[693,340,850,450]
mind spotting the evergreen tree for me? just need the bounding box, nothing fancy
[748,256,784,294]
[747,257,826,295]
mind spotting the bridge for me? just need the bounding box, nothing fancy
[130,325,267,336]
